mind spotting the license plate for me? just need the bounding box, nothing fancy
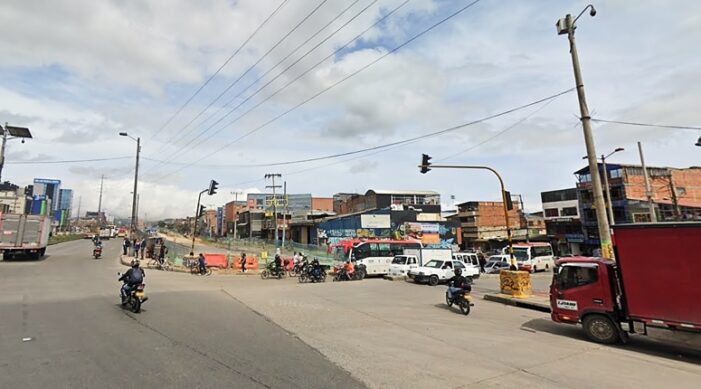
[464,295,472,302]
[135,292,145,297]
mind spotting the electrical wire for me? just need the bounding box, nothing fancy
[150,0,385,171]
[161,0,330,151]
[591,118,701,131]
[151,0,483,182]
[5,156,132,164]
[150,0,290,139]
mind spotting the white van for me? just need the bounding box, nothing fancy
[452,253,481,278]
[505,243,555,273]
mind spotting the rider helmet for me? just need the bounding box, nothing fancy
[131,260,140,268]
[454,268,462,275]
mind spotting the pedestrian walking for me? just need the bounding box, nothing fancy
[140,238,147,259]
[477,250,486,273]
[122,237,130,256]
[158,244,168,265]
[240,252,247,273]
[134,240,141,259]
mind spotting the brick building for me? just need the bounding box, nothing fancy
[452,201,524,251]
[575,163,701,253]
[333,190,441,215]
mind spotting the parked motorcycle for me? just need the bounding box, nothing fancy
[299,264,326,283]
[93,245,102,259]
[118,272,147,313]
[445,283,473,315]
[260,263,287,279]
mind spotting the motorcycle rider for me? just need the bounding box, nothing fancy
[273,254,282,275]
[311,257,322,279]
[119,260,145,304]
[446,268,469,300]
[343,260,355,280]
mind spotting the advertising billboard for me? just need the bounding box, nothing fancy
[360,214,390,229]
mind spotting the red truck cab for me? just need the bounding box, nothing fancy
[550,222,701,344]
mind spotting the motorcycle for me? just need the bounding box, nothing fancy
[118,272,147,313]
[299,264,326,283]
[93,245,102,259]
[445,283,473,315]
[289,259,308,277]
[332,262,367,282]
[260,262,287,279]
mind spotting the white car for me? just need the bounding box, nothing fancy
[453,253,481,279]
[408,259,473,286]
[388,255,420,277]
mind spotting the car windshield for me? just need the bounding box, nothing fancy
[488,256,505,262]
[512,248,529,261]
[485,261,499,268]
[423,260,443,268]
[392,256,407,265]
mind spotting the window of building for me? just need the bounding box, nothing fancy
[583,209,596,220]
[561,207,578,216]
[610,169,622,179]
[556,265,598,290]
[677,187,687,195]
[544,208,559,217]
[579,173,592,183]
[609,186,625,201]
[579,190,593,203]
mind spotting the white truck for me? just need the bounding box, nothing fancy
[408,259,471,286]
[388,248,452,277]
[99,227,114,240]
[452,252,481,279]
[0,213,51,260]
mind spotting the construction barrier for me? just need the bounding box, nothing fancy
[230,255,259,271]
[203,253,227,269]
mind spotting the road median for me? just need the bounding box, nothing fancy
[483,293,551,313]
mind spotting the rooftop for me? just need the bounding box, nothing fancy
[367,189,440,196]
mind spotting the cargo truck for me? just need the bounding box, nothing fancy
[0,213,51,260]
[550,222,700,344]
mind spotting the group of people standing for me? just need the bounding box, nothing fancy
[122,237,168,264]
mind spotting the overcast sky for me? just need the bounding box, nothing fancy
[1,0,700,220]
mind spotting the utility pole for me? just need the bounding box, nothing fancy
[516,194,528,243]
[668,174,681,220]
[557,5,613,259]
[638,141,657,222]
[230,191,243,240]
[97,174,104,227]
[76,196,82,221]
[600,154,616,226]
[264,173,282,245]
[281,181,287,249]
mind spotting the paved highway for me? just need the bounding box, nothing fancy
[0,239,364,389]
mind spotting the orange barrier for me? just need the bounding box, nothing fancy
[231,255,259,271]
[203,253,227,269]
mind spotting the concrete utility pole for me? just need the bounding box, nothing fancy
[281,181,287,249]
[76,196,82,221]
[119,132,140,239]
[557,4,613,259]
[638,141,657,222]
[231,191,243,240]
[97,174,104,227]
[264,173,282,245]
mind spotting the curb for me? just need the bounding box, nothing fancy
[383,275,407,281]
[483,293,551,313]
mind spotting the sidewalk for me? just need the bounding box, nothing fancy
[483,292,551,313]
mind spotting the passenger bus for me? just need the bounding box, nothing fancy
[333,239,423,275]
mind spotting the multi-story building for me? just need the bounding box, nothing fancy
[0,182,31,214]
[575,163,701,252]
[452,201,524,251]
[224,200,247,234]
[58,189,73,215]
[237,209,265,239]
[333,190,441,215]
[541,188,583,255]
[32,178,61,212]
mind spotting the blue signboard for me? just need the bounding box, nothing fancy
[216,207,223,236]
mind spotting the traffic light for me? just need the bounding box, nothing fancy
[504,191,514,211]
[420,154,432,174]
[208,179,219,196]
[198,205,206,218]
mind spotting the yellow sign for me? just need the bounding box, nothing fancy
[261,251,268,259]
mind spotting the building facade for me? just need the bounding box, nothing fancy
[541,188,583,255]
[333,190,441,215]
[32,178,61,212]
[452,201,524,251]
[575,163,701,253]
[0,182,30,214]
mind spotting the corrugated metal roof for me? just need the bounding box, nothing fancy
[367,189,440,196]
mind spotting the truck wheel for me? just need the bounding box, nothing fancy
[583,314,620,344]
[428,275,439,286]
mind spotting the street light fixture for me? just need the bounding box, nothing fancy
[0,123,33,181]
[120,131,141,239]
[557,4,613,260]
[696,136,701,147]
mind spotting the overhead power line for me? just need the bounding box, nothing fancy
[162,0,330,151]
[150,0,290,139]
[149,88,573,177]
[6,156,132,165]
[591,118,701,131]
[152,0,482,182]
[150,0,382,171]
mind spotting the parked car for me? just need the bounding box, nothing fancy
[485,261,511,274]
[452,253,480,278]
[408,259,470,286]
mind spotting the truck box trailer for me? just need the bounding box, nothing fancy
[550,222,701,344]
[0,213,51,260]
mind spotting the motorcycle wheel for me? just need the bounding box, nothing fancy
[333,273,341,282]
[260,270,268,279]
[131,297,141,313]
[298,274,307,283]
[459,300,470,316]
[445,292,453,307]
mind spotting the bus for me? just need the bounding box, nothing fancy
[503,242,555,273]
[333,239,423,275]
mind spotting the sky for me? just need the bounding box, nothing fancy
[1,0,700,220]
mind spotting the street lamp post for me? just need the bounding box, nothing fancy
[583,147,624,226]
[120,132,140,240]
[230,191,243,240]
[0,123,32,182]
[557,4,613,259]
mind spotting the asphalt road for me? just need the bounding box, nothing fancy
[0,239,364,389]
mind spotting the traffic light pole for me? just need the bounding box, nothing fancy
[191,189,208,255]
